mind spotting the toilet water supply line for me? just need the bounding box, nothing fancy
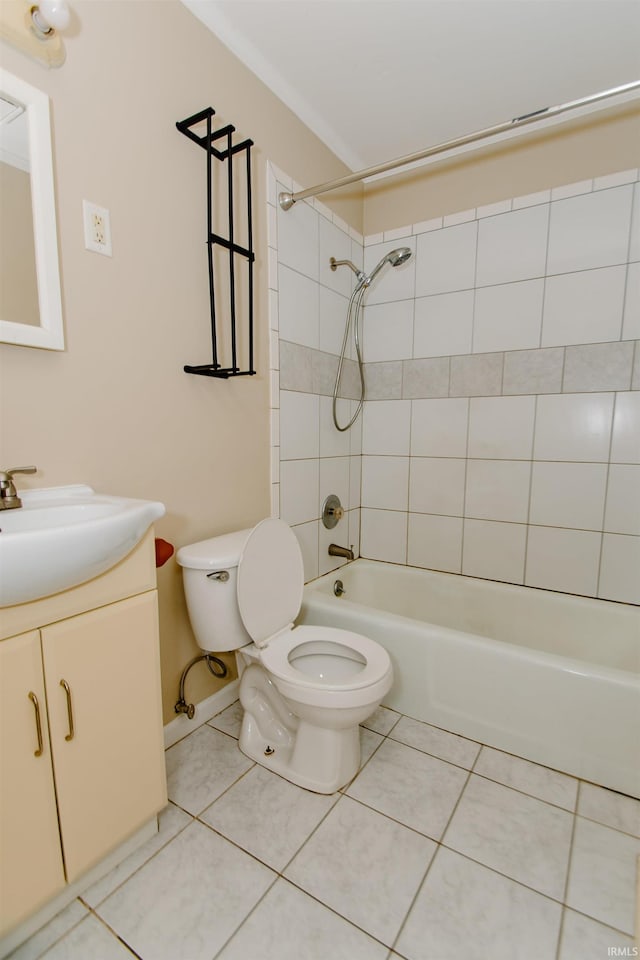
[175,653,228,720]
[155,538,227,722]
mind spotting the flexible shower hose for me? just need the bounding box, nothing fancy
[332,281,368,432]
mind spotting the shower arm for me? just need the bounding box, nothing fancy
[279,80,640,211]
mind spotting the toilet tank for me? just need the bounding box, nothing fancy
[176,530,253,653]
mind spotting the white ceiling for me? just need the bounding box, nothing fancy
[183,1,640,173]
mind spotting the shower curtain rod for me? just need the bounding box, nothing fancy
[278,80,640,211]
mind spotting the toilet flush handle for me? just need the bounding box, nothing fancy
[207,570,230,582]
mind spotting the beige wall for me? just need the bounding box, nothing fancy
[364,105,640,234]
[0,0,362,723]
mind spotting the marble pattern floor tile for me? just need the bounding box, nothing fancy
[207,701,245,739]
[81,802,192,907]
[557,909,636,960]
[96,821,275,960]
[577,781,640,837]
[200,764,338,870]
[389,716,481,769]
[285,796,436,946]
[361,704,401,736]
[165,723,254,815]
[358,727,384,767]
[339,728,385,794]
[346,738,468,839]
[10,700,638,960]
[473,746,578,810]
[40,915,135,960]
[216,878,389,960]
[395,846,562,960]
[443,774,573,900]
[6,901,89,960]
[565,816,640,934]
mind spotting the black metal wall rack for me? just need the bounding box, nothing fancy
[177,107,256,379]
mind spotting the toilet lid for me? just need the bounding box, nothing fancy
[237,518,304,648]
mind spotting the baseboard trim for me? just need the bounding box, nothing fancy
[0,819,158,959]
[163,679,240,749]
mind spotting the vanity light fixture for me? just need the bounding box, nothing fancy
[30,0,71,39]
[0,0,73,68]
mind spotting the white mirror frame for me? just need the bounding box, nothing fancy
[0,68,64,350]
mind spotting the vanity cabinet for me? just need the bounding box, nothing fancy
[0,630,66,934]
[0,533,167,938]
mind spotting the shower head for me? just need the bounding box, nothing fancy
[388,247,412,267]
[366,246,412,285]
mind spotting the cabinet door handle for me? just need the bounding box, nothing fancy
[60,679,74,741]
[28,691,44,757]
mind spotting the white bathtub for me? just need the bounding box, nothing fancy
[298,560,640,797]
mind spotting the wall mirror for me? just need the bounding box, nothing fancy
[0,68,63,350]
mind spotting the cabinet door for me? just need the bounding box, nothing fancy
[42,592,167,882]
[0,631,66,937]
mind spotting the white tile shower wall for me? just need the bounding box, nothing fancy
[358,173,640,604]
[267,163,364,582]
[268,165,639,601]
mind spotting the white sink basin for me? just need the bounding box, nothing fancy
[0,485,165,607]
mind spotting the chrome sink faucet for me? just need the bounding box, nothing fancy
[328,543,354,561]
[0,466,37,509]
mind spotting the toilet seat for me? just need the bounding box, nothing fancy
[259,624,391,692]
[237,519,391,697]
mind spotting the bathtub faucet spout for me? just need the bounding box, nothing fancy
[328,543,354,561]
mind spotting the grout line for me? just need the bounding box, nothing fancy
[24,907,91,960]
[388,842,442,956]
[459,397,471,573]
[522,393,539,586]
[539,200,553,350]
[572,808,640,842]
[559,903,640,939]
[390,760,476,956]
[596,393,618,598]
[271,874,394,953]
[209,873,281,959]
[194,813,283,875]
[89,913,144,960]
[435,841,571,908]
[81,804,195,911]
[559,345,567,392]
[554,809,579,960]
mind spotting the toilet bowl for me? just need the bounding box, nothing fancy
[176,518,393,793]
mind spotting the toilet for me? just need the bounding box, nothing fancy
[176,518,393,793]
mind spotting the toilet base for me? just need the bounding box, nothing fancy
[239,711,360,794]
[238,663,361,793]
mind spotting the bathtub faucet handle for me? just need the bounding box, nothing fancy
[322,494,345,529]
